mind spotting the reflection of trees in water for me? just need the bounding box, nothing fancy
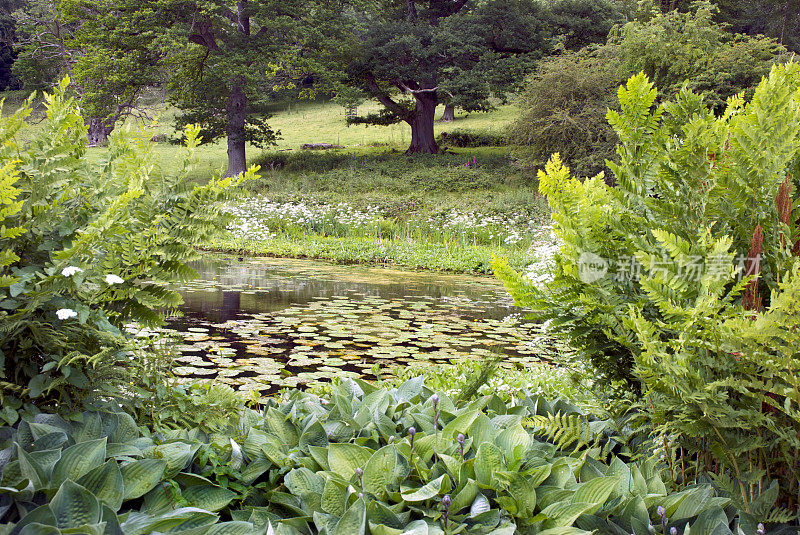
[180,258,516,322]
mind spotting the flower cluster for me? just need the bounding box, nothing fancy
[225,198,383,240]
[523,228,560,285]
[223,196,544,249]
[437,209,540,246]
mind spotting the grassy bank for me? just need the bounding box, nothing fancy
[213,149,550,273]
[3,89,548,273]
[2,91,518,182]
[209,233,538,274]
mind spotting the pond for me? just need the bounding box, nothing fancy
[161,256,548,395]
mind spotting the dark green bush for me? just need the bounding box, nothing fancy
[510,1,789,178]
[508,46,622,178]
[437,129,507,148]
[616,1,789,111]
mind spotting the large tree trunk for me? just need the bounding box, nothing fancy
[439,104,455,122]
[406,92,439,154]
[86,117,114,146]
[225,76,248,177]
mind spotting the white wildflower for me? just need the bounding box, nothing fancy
[61,266,83,277]
[56,308,78,320]
[105,274,125,285]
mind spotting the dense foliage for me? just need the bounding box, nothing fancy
[496,64,800,510]
[0,80,251,412]
[509,1,788,177]
[344,0,551,154]
[507,46,621,178]
[2,377,774,534]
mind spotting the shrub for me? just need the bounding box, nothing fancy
[509,1,788,177]
[0,79,253,410]
[437,129,507,148]
[496,64,800,508]
[508,46,622,178]
[616,1,788,111]
[547,0,623,51]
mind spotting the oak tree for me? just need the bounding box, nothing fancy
[345,0,550,154]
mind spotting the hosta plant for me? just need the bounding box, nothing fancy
[0,378,769,534]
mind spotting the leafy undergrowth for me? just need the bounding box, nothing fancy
[1,378,785,535]
[208,235,536,274]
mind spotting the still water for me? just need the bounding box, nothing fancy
[163,256,545,394]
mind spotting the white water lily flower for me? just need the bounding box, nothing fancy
[105,274,124,285]
[61,266,83,277]
[56,308,77,320]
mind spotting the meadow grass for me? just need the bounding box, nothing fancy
[1,90,519,182]
[3,89,548,273]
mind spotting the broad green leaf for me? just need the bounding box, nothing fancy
[327,443,373,479]
[16,445,52,489]
[8,504,57,534]
[450,479,478,513]
[284,467,324,498]
[308,446,330,471]
[50,480,101,528]
[76,460,124,510]
[321,478,348,516]
[120,459,166,500]
[368,522,404,535]
[441,410,479,441]
[51,438,107,488]
[332,497,366,535]
[474,442,503,488]
[184,484,237,512]
[265,407,299,449]
[367,500,410,529]
[688,506,729,535]
[205,522,259,535]
[299,421,328,451]
[243,428,270,459]
[468,415,497,451]
[400,474,447,502]
[400,520,433,534]
[538,528,594,535]
[470,494,492,517]
[393,377,424,403]
[240,456,271,485]
[109,412,139,444]
[495,425,530,464]
[17,524,62,535]
[509,473,537,517]
[571,475,620,512]
[363,445,410,500]
[120,507,217,535]
[538,501,596,527]
[149,442,195,478]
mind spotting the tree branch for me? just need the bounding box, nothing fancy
[366,75,411,121]
[397,81,438,94]
[406,0,418,22]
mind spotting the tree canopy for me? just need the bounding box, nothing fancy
[344,0,552,154]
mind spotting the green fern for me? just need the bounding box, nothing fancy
[524,412,600,454]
